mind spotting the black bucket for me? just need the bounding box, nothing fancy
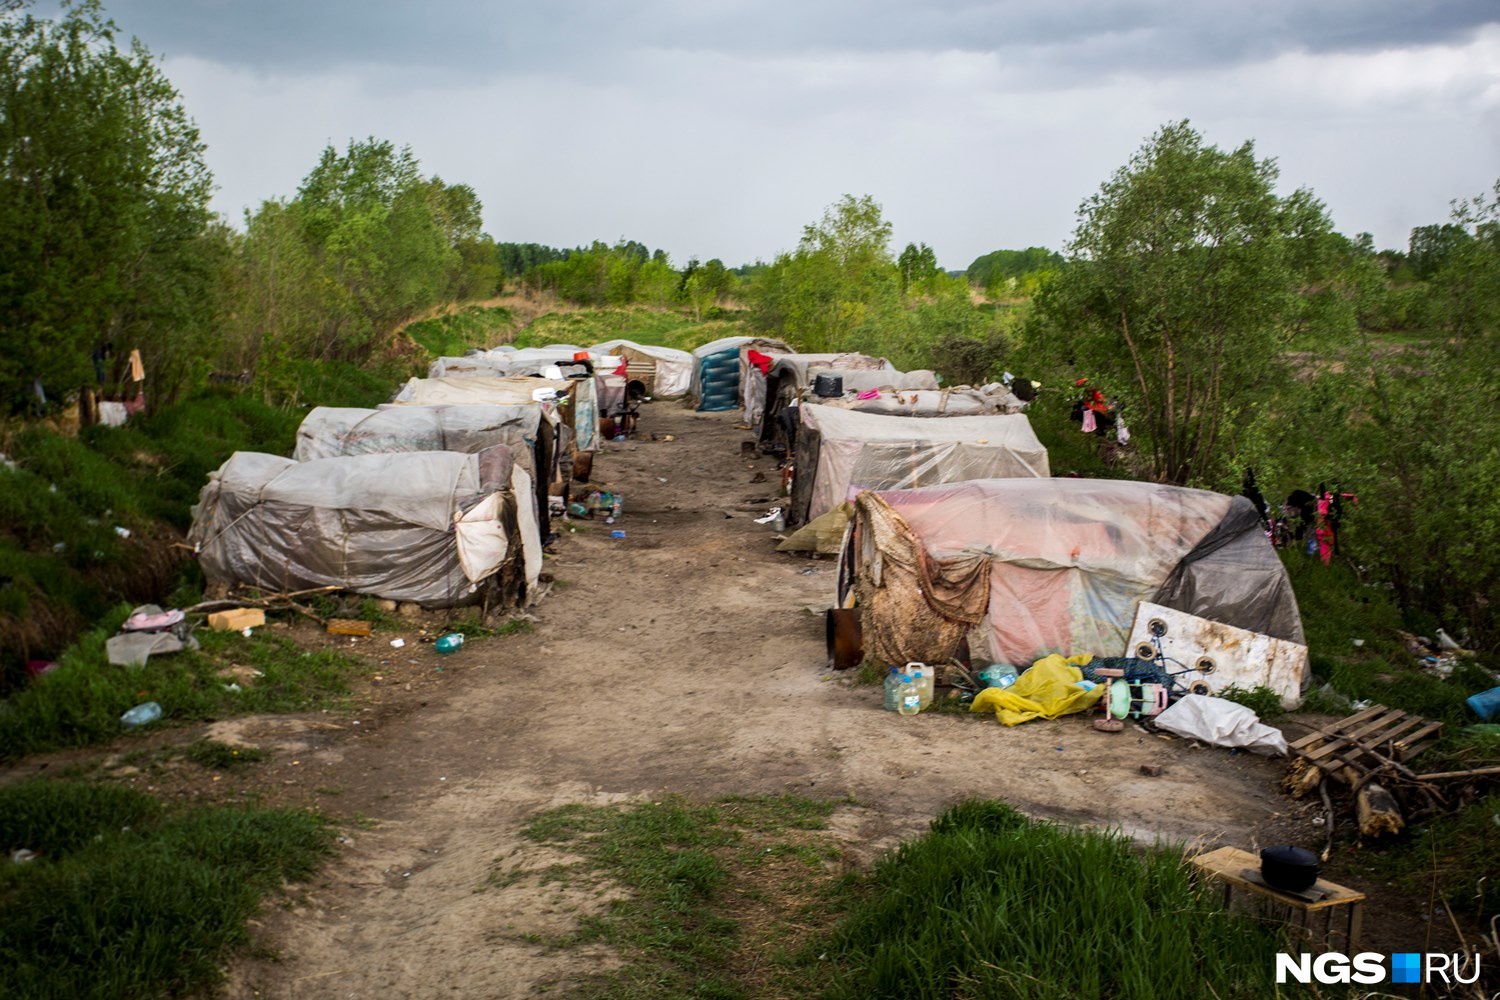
[813,373,843,397]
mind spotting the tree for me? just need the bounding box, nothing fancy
[751,194,896,351]
[1034,121,1344,485]
[0,0,214,411]
[897,242,940,298]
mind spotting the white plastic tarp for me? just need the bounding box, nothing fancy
[590,340,694,397]
[392,376,600,452]
[819,387,1026,417]
[800,407,1049,522]
[1152,694,1288,756]
[189,450,524,607]
[293,404,546,472]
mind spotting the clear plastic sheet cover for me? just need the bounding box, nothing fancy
[802,408,1050,521]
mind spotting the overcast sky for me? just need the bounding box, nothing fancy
[75,0,1500,269]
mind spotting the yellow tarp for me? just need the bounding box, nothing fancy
[970,653,1102,726]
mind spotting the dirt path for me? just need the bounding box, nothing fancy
[208,404,1306,999]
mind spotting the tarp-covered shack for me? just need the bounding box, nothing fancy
[391,375,600,453]
[589,339,693,398]
[840,478,1304,677]
[690,336,793,413]
[757,354,939,451]
[292,403,559,541]
[789,407,1049,527]
[189,448,541,608]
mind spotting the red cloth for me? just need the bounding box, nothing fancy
[614,360,628,376]
[746,350,774,375]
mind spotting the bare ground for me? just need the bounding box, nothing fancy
[7,404,1350,997]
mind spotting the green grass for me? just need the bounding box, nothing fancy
[0,614,366,760]
[404,305,518,356]
[182,740,271,770]
[1356,791,1500,920]
[0,780,332,1000]
[807,801,1302,1000]
[514,794,837,999]
[507,308,753,353]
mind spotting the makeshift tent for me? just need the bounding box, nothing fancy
[690,336,793,412]
[816,386,1028,417]
[391,375,600,453]
[189,448,541,608]
[428,347,614,380]
[756,355,938,450]
[789,406,1049,527]
[292,403,558,541]
[840,478,1305,685]
[589,339,693,398]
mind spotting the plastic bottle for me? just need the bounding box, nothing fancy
[120,701,162,727]
[896,674,921,716]
[978,664,1019,690]
[883,667,903,711]
[434,633,465,654]
[611,493,623,518]
[905,662,934,708]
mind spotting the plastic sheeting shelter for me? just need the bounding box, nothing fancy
[756,355,938,449]
[690,336,793,412]
[428,347,616,380]
[840,478,1305,681]
[589,340,693,398]
[189,449,542,609]
[391,375,600,453]
[292,403,558,542]
[814,386,1028,418]
[789,407,1049,527]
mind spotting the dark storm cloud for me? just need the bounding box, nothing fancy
[91,0,1500,79]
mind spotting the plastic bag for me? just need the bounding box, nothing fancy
[1152,694,1287,756]
[970,653,1102,726]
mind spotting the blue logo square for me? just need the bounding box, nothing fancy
[1390,953,1421,984]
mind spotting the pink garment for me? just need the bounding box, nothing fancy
[1080,410,1097,434]
[857,389,881,400]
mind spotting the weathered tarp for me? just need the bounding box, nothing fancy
[391,376,600,453]
[427,348,620,380]
[293,403,555,543]
[189,449,541,608]
[757,355,939,447]
[843,478,1305,672]
[790,406,1049,526]
[590,340,694,397]
[816,386,1027,417]
[294,404,545,471]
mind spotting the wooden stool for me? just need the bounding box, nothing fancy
[1190,846,1366,951]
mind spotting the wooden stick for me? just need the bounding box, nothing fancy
[1412,765,1500,782]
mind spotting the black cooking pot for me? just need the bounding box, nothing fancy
[1260,845,1320,892]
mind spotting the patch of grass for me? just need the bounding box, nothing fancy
[405,305,517,357]
[0,780,332,1000]
[0,619,365,760]
[508,308,752,353]
[182,740,270,770]
[1217,684,1287,720]
[516,794,839,998]
[804,800,1294,1000]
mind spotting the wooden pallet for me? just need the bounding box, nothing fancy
[1289,705,1442,777]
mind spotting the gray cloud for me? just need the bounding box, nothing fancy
[95,0,1500,81]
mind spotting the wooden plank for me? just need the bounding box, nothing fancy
[326,618,372,637]
[1288,705,1389,749]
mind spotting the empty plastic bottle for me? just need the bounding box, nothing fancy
[883,667,904,712]
[120,701,162,727]
[434,633,465,654]
[610,493,623,518]
[978,664,1019,690]
[896,674,921,716]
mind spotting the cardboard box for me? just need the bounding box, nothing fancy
[207,608,266,631]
